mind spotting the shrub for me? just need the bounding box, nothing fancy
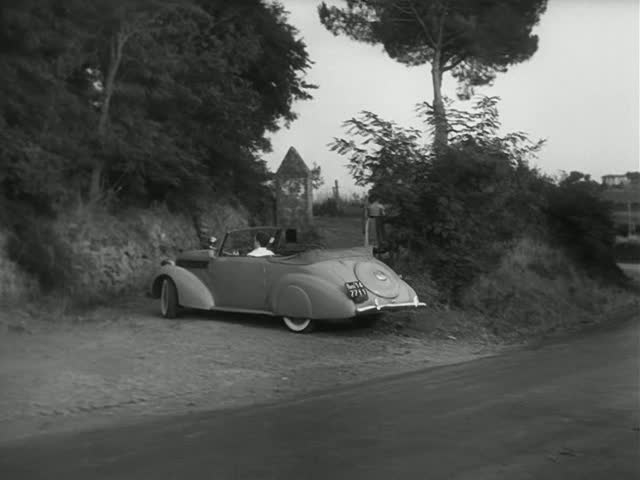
[544,172,622,281]
[331,96,624,300]
[5,215,74,294]
[461,237,632,339]
[313,192,365,218]
[313,197,342,217]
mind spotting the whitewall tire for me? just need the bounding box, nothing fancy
[282,317,315,334]
[160,277,179,319]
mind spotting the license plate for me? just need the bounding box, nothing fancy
[346,281,367,299]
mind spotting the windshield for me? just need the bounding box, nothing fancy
[219,227,282,257]
[218,227,327,257]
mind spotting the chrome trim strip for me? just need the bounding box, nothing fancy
[209,306,276,316]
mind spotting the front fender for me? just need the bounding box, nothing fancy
[151,265,214,310]
[269,273,356,320]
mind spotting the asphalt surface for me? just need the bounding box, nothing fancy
[1,318,638,480]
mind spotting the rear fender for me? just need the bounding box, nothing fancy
[269,273,356,320]
[151,265,214,310]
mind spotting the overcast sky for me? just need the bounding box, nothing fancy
[263,0,640,196]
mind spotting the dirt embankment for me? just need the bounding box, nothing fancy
[0,200,248,305]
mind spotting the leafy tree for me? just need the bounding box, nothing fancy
[310,162,325,190]
[0,0,96,210]
[0,0,314,212]
[319,0,547,149]
[79,0,315,202]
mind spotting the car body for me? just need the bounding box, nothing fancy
[150,226,426,333]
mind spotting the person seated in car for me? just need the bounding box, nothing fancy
[247,231,275,257]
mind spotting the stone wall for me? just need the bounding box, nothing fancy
[0,201,248,304]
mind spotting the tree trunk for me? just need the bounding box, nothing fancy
[89,32,127,202]
[431,58,448,153]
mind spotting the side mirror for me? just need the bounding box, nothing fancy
[208,236,217,249]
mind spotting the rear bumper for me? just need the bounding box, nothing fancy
[355,296,427,314]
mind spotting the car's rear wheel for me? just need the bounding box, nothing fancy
[282,317,315,333]
[160,277,179,319]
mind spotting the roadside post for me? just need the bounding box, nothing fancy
[363,195,370,247]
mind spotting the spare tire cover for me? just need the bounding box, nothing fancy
[354,262,399,299]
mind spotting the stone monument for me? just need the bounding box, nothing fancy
[275,147,313,235]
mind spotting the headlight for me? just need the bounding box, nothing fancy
[161,259,175,266]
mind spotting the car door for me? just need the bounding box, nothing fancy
[208,256,269,311]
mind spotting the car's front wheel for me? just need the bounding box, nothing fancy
[282,317,315,334]
[160,277,179,319]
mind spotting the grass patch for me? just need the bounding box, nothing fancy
[381,237,638,343]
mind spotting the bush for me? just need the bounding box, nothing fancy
[544,172,621,281]
[331,96,624,300]
[5,215,74,294]
[378,148,548,300]
[313,197,342,217]
[461,237,633,339]
[314,192,365,218]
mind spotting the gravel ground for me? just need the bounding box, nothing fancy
[0,297,505,444]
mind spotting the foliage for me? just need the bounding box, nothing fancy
[330,96,621,299]
[310,161,325,190]
[0,0,314,212]
[313,197,342,217]
[543,172,620,279]
[3,210,74,294]
[459,237,633,341]
[314,190,366,217]
[319,0,547,147]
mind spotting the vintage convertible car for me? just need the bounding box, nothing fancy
[150,227,426,333]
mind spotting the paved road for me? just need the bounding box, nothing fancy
[1,318,638,480]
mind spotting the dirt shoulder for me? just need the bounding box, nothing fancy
[0,297,507,445]
[2,291,636,446]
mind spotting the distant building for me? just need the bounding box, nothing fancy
[601,172,640,235]
[602,174,629,187]
[601,172,640,187]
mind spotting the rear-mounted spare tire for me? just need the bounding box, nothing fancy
[354,262,399,299]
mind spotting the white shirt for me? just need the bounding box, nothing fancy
[367,201,386,217]
[247,247,274,257]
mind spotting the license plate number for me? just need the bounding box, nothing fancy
[346,281,367,299]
